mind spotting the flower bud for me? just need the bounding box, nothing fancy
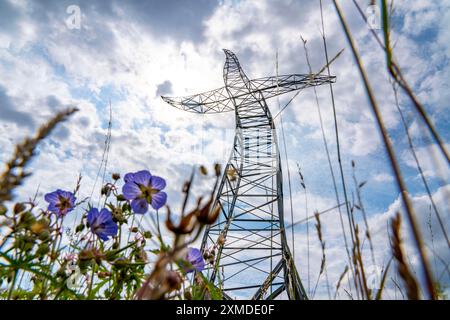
[14,203,26,214]
[38,230,51,241]
[98,271,111,279]
[75,223,85,233]
[217,234,226,246]
[112,173,121,181]
[184,290,192,300]
[214,163,221,177]
[20,211,36,227]
[199,165,208,175]
[79,249,95,261]
[166,270,182,292]
[36,243,50,256]
[101,185,111,197]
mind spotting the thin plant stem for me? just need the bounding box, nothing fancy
[332,0,436,299]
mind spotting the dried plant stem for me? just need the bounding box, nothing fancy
[312,212,331,299]
[352,164,376,267]
[376,258,393,300]
[297,163,310,295]
[390,213,420,299]
[352,0,449,164]
[319,0,359,298]
[332,0,436,299]
[0,107,78,204]
[352,223,371,299]
[334,265,348,299]
[392,83,449,247]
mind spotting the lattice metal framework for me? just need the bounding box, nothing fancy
[162,49,335,300]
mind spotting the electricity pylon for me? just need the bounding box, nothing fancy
[162,49,335,299]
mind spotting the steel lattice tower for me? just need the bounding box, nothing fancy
[162,49,335,300]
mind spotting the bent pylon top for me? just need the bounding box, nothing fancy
[162,49,335,115]
[162,49,335,300]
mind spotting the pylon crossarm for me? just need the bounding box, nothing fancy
[161,86,233,113]
[250,74,336,99]
[161,74,335,114]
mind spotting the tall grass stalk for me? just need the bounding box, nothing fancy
[332,0,436,299]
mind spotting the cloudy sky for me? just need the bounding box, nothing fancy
[0,0,449,299]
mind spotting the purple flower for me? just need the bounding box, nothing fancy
[87,208,118,241]
[44,189,76,217]
[122,170,167,214]
[182,248,205,273]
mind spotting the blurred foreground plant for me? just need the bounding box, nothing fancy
[0,108,222,300]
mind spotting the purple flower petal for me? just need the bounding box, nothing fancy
[184,248,205,273]
[133,170,152,186]
[87,207,98,226]
[131,198,149,214]
[150,176,166,191]
[44,189,76,216]
[97,208,113,224]
[44,191,59,203]
[151,191,167,210]
[122,182,142,200]
[48,203,59,214]
[87,208,118,241]
[59,190,70,199]
[124,172,135,183]
[102,220,118,237]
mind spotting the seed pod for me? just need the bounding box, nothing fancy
[38,230,51,241]
[143,231,152,239]
[20,211,36,227]
[217,234,226,246]
[104,250,118,262]
[113,258,129,269]
[36,243,50,256]
[30,221,47,235]
[75,223,85,233]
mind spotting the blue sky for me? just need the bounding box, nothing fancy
[0,0,449,299]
